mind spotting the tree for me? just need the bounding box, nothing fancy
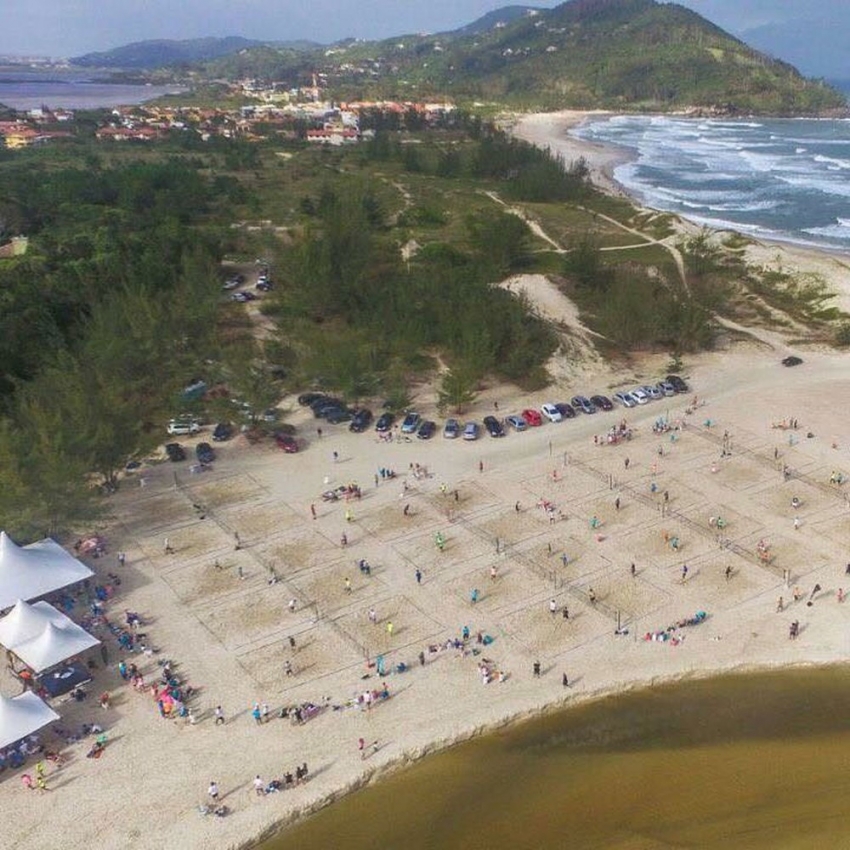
[437,366,479,415]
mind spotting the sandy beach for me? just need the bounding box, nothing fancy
[6,112,850,850]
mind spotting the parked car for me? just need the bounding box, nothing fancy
[590,394,614,411]
[505,414,528,432]
[298,392,325,406]
[417,420,437,440]
[614,391,637,408]
[256,280,273,291]
[666,374,689,393]
[325,408,355,424]
[628,388,648,404]
[275,432,299,453]
[642,384,663,400]
[463,421,480,441]
[401,412,421,434]
[555,403,576,419]
[349,409,373,433]
[312,398,344,417]
[195,442,215,464]
[782,356,803,367]
[522,408,543,427]
[222,277,241,290]
[212,422,233,442]
[657,381,677,397]
[165,442,186,462]
[483,415,505,437]
[230,291,257,302]
[443,418,461,439]
[375,412,395,432]
[540,403,563,423]
[570,396,596,414]
[167,416,201,435]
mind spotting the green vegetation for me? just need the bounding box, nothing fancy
[197,0,845,115]
[2,110,847,538]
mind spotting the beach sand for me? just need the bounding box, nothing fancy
[6,112,850,850]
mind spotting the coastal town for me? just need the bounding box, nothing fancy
[0,75,456,148]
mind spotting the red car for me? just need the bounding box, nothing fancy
[275,433,299,453]
[521,408,543,427]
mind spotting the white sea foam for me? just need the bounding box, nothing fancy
[580,116,850,249]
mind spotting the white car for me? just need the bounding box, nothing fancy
[614,391,636,408]
[540,403,563,423]
[167,416,201,435]
[657,381,676,397]
[630,388,649,404]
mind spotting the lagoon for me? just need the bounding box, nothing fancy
[267,668,850,849]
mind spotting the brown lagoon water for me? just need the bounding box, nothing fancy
[264,668,850,850]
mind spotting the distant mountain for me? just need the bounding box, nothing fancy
[448,5,545,37]
[70,36,307,69]
[740,19,850,81]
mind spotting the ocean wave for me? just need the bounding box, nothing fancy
[813,154,850,169]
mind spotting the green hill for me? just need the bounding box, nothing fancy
[199,0,844,115]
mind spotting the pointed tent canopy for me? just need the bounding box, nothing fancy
[0,599,53,648]
[12,620,100,674]
[0,600,99,673]
[0,691,59,750]
[0,531,94,612]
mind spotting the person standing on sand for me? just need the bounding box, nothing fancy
[415,568,422,585]
[214,705,225,725]
[386,621,394,637]
[208,781,219,801]
[630,562,636,578]
[533,660,541,678]
[725,565,733,581]
[310,504,317,520]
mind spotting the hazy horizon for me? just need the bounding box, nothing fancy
[1,0,847,78]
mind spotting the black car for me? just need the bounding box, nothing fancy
[782,356,803,367]
[312,398,344,417]
[298,392,325,406]
[326,407,355,424]
[212,422,232,442]
[590,394,614,412]
[349,409,373,433]
[375,412,395,432]
[666,374,689,393]
[165,442,186,462]
[571,395,597,414]
[483,415,505,437]
[555,403,576,419]
[417,420,437,440]
[196,442,215,464]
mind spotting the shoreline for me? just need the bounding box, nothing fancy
[244,656,850,847]
[9,113,850,850]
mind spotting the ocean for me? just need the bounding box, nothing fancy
[0,71,185,110]
[573,115,850,253]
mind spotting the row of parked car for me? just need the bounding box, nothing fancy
[297,375,689,442]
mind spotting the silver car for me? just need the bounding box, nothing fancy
[443,418,460,439]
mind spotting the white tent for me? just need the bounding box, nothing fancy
[13,620,100,674]
[0,600,99,674]
[0,531,94,612]
[0,691,59,749]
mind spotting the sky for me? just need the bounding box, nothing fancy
[1,0,846,77]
